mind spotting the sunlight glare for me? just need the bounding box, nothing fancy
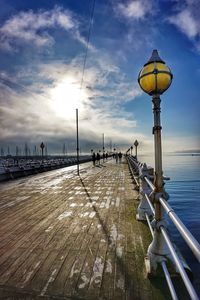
[50,77,87,119]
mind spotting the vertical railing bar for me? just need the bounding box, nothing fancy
[161,261,179,300]
[145,193,155,215]
[134,176,139,187]
[160,226,199,300]
[145,213,154,237]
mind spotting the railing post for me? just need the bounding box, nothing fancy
[136,163,154,221]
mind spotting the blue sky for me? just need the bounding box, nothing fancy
[0,0,199,154]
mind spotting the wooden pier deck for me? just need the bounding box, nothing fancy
[0,159,172,300]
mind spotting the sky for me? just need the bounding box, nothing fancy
[0,0,199,155]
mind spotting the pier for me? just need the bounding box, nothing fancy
[0,158,177,300]
[0,49,199,300]
[1,157,198,300]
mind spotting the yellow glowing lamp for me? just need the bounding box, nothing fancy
[138,50,173,95]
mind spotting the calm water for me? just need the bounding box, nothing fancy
[139,154,200,286]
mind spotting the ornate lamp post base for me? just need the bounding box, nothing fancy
[145,221,191,277]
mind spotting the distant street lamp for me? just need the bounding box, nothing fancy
[130,146,133,155]
[134,140,139,160]
[138,49,173,271]
[40,142,45,160]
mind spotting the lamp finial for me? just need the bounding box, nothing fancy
[145,49,165,66]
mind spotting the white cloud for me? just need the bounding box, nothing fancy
[116,0,153,20]
[168,9,198,38]
[0,54,142,151]
[162,135,200,153]
[1,67,198,154]
[167,1,200,51]
[0,6,87,51]
[112,0,156,52]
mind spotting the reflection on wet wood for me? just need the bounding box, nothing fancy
[0,160,171,299]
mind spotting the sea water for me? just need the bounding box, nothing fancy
[139,154,200,290]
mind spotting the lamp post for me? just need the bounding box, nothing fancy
[76,108,80,176]
[134,140,139,160]
[130,146,133,155]
[102,133,105,162]
[40,142,45,161]
[138,49,173,273]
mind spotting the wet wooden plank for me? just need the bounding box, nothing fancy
[0,160,174,300]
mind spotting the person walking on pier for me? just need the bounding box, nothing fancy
[92,152,96,167]
[115,152,119,163]
[96,152,100,166]
[119,152,122,163]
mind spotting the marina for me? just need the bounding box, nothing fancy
[0,156,91,182]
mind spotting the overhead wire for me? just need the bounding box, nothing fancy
[80,0,96,91]
[0,0,96,107]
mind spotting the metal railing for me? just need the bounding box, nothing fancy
[159,197,200,263]
[127,155,200,300]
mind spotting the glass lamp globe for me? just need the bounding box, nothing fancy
[138,50,173,95]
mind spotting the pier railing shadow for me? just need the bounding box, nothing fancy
[79,175,143,298]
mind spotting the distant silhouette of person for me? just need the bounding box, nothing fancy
[115,152,119,163]
[119,152,122,163]
[96,152,100,166]
[103,152,105,163]
[92,152,96,166]
[106,153,108,160]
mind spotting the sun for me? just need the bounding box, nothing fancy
[50,77,88,119]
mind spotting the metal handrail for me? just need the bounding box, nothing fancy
[145,213,179,300]
[160,226,199,300]
[128,156,200,264]
[144,176,155,191]
[159,196,200,263]
[146,207,199,300]
[134,176,139,187]
[144,193,155,215]
[129,156,139,169]
[127,157,139,186]
[127,155,200,299]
